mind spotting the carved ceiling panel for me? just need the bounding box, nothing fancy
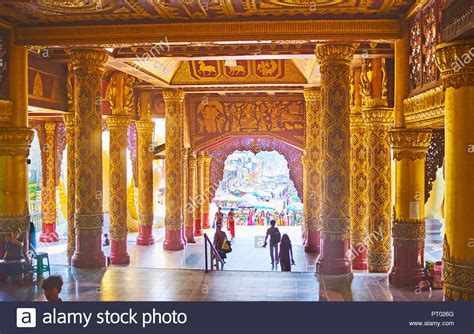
[0,0,415,26]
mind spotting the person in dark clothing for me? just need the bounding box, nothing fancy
[263,220,281,265]
[29,221,37,255]
[279,234,295,272]
[4,228,26,262]
[41,275,64,301]
[213,224,229,261]
[103,233,110,247]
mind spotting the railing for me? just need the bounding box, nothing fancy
[204,233,225,272]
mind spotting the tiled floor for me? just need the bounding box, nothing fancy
[0,265,442,302]
[1,225,443,302]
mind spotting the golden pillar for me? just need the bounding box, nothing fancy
[163,89,185,250]
[0,34,34,257]
[136,91,155,245]
[64,63,75,263]
[63,113,75,263]
[435,39,474,300]
[394,25,409,128]
[107,116,131,263]
[69,49,108,268]
[389,128,431,287]
[315,44,354,275]
[194,152,204,236]
[349,66,369,270]
[39,121,59,242]
[201,152,212,230]
[184,150,196,243]
[361,58,393,273]
[349,110,369,270]
[106,72,134,263]
[303,87,321,254]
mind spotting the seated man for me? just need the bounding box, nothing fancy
[3,227,27,278]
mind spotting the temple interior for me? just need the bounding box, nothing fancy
[0,0,473,302]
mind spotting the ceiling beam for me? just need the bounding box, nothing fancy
[14,19,402,47]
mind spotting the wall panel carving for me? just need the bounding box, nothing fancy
[189,95,305,150]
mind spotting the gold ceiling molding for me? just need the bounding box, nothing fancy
[14,19,402,47]
[404,85,444,128]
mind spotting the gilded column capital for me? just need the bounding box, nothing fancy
[350,113,365,129]
[362,107,392,128]
[106,115,131,129]
[315,44,355,65]
[107,72,135,116]
[63,112,75,129]
[0,127,34,157]
[135,120,155,133]
[68,49,109,73]
[389,128,432,161]
[163,89,185,102]
[435,39,474,89]
[44,121,57,133]
[303,87,321,101]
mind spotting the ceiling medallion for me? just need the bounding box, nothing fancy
[35,0,108,11]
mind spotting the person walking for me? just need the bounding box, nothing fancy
[213,224,229,261]
[279,234,295,272]
[263,220,281,265]
[213,207,224,228]
[227,208,236,239]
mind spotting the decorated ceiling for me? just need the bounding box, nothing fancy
[0,0,415,26]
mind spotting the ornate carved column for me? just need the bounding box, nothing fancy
[388,128,431,287]
[163,89,185,250]
[194,152,204,236]
[303,87,321,254]
[435,40,474,300]
[64,63,76,264]
[106,72,134,263]
[69,49,108,268]
[350,113,369,270]
[201,152,212,230]
[361,57,393,273]
[0,33,34,257]
[136,91,155,245]
[185,151,196,243]
[315,44,354,275]
[39,121,59,242]
[349,66,369,269]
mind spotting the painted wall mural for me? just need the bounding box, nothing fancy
[172,60,306,84]
[189,95,305,149]
[207,137,303,201]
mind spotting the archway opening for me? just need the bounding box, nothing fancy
[209,150,313,272]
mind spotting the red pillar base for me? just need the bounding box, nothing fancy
[202,213,210,229]
[110,240,130,265]
[316,238,351,275]
[71,234,105,268]
[351,244,368,270]
[194,218,203,236]
[389,245,425,287]
[185,226,196,243]
[136,225,154,246]
[39,224,59,243]
[304,230,320,253]
[163,229,185,251]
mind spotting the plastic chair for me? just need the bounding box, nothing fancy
[33,252,50,277]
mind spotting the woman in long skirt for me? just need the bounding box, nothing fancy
[227,208,236,239]
[279,234,295,272]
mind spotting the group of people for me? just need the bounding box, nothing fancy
[239,209,301,226]
[212,207,295,272]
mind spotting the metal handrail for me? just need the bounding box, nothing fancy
[204,233,225,272]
